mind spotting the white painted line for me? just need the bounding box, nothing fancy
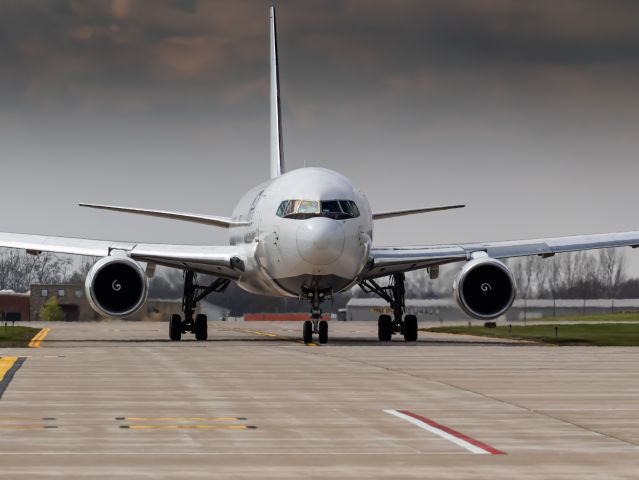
[384,409,504,455]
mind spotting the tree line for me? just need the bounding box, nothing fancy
[1,247,637,311]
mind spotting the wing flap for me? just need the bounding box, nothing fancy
[131,244,245,279]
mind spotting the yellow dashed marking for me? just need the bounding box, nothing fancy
[218,326,316,346]
[28,328,50,348]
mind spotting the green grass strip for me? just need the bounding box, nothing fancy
[0,326,42,348]
[426,323,639,346]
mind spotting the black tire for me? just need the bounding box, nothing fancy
[378,314,392,342]
[318,320,328,344]
[195,313,208,341]
[303,320,313,344]
[403,314,418,342]
[169,314,182,341]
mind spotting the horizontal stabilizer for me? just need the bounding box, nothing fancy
[372,204,465,220]
[79,203,249,228]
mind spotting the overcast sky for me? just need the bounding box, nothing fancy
[1,1,639,272]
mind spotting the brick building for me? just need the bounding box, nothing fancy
[0,290,30,322]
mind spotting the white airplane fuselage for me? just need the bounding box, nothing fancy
[229,167,373,298]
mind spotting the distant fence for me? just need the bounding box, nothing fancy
[346,299,639,322]
[244,313,331,321]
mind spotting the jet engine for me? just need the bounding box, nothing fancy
[85,256,148,318]
[453,257,516,319]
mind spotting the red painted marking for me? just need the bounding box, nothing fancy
[244,313,330,321]
[398,410,505,455]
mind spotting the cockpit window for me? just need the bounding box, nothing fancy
[276,199,360,220]
[339,200,359,217]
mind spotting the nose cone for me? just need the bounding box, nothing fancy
[297,217,345,265]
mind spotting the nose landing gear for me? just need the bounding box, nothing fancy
[302,288,329,345]
[360,273,418,342]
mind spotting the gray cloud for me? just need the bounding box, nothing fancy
[0,0,637,115]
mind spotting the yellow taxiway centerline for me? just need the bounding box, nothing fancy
[219,326,317,346]
[28,328,50,348]
[0,357,18,382]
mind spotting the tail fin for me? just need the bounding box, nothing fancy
[269,6,285,178]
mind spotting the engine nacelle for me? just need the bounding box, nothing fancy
[453,257,516,320]
[85,256,148,318]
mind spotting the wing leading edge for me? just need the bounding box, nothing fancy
[0,231,246,280]
[364,230,639,280]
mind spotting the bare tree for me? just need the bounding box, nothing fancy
[598,248,626,297]
[0,249,74,292]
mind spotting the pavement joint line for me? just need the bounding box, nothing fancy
[119,425,257,430]
[384,409,505,455]
[0,452,472,456]
[312,347,639,449]
[115,417,248,421]
[0,425,58,429]
[28,328,50,348]
[431,378,639,448]
[0,417,57,421]
[0,357,26,400]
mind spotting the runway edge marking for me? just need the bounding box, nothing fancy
[0,357,26,400]
[384,409,505,455]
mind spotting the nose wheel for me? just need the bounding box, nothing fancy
[302,319,329,344]
[302,287,330,344]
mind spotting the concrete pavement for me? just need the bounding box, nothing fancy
[0,320,638,478]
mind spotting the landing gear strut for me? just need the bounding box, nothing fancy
[169,270,230,341]
[302,288,329,345]
[359,273,418,342]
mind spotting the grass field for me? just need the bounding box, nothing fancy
[0,326,41,348]
[426,323,639,346]
[534,312,639,323]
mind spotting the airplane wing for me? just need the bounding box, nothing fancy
[372,204,465,220]
[363,230,639,279]
[79,203,249,228]
[0,232,246,280]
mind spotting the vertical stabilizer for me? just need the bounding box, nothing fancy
[269,6,285,178]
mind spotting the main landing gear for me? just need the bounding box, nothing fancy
[359,273,418,342]
[169,270,230,342]
[302,288,329,345]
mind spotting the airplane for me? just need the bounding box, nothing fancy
[2,6,639,344]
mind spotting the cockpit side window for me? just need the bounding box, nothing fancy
[339,200,360,217]
[276,199,360,220]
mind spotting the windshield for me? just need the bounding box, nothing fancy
[276,199,360,220]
